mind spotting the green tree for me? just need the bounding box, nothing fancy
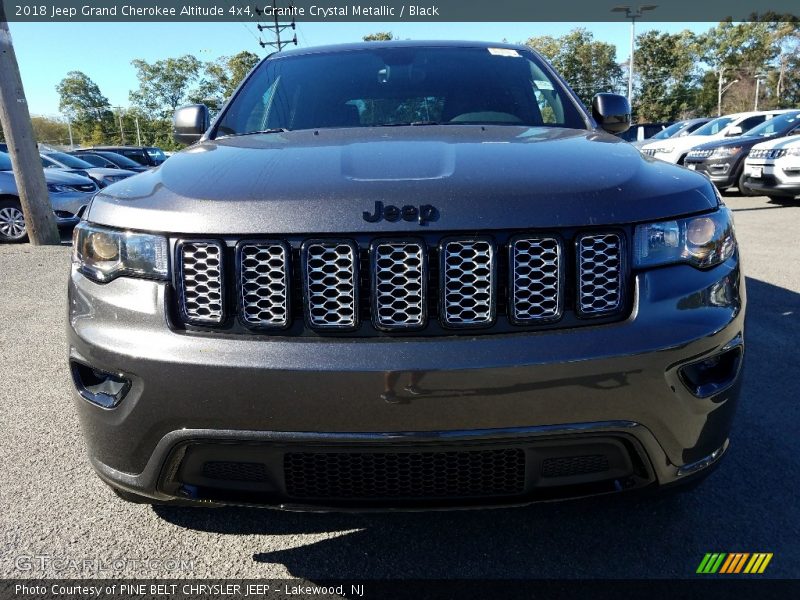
[363,32,394,41]
[633,30,700,121]
[129,55,203,119]
[30,116,71,145]
[55,71,113,142]
[699,21,777,115]
[526,29,623,107]
[193,51,261,112]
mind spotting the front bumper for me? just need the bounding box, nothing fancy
[684,157,742,187]
[68,257,745,508]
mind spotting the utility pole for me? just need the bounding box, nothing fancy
[116,107,125,144]
[754,73,766,111]
[257,0,297,52]
[612,4,658,105]
[0,14,60,245]
[134,115,142,146]
[717,68,738,117]
[65,114,74,149]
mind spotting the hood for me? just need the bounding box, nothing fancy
[87,126,719,235]
[42,169,96,186]
[63,167,136,178]
[689,135,767,152]
[750,136,800,152]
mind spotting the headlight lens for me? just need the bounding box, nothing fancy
[711,146,741,158]
[72,222,168,282]
[634,208,736,269]
[654,146,673,153]
[787,147,800,156]
[47,183,75,193]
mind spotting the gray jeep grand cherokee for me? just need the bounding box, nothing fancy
[68,41,745,509]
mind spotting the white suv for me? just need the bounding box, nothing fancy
[743,135,800,200]
[641,111,782,165]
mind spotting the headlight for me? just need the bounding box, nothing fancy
[634,208,736,269]
[47,183,75,193]
[787,147,800,156]
[711,146,741,158]
[72,222,168,283]
[654,146,673,153]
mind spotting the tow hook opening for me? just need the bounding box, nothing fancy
[679,338,743,398]
[70,361,131,408]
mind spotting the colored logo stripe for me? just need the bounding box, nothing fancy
[697,553,773,574]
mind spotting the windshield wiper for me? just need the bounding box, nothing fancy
[227,128,291,137]
[375,121,441,127]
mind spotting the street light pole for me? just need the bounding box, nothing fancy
[612,5,658,105]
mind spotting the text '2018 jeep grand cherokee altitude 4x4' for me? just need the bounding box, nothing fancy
[68,41,745,509]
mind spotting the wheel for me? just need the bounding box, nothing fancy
[737,170,755,197]
[0,199,28,243]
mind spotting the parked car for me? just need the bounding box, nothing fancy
[684,110,800,194]
[0,143,7,153]
[742,135,800,200]
[69,150,149,173]
[641,111,786,164]
[79,146,167,168]
[631,118,712,149]
[41,151,136,188]
[617,122,670,143]
[70,41,744,508]
[0,151,97,242]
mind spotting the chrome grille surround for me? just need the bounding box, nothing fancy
[176,240,224,325]
[301,240,359,330]
[371,240,427,330]
[576,233,624,317]
[509,235,563,324]
[440,237,497,328]
[236,241,290,329]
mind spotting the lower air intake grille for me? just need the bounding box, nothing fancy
[577,233,623,316]
[202,461,268,482]
[541,454,610,478]
[441,238,496,327]
[177,241,224,325]
[284,448,526,499]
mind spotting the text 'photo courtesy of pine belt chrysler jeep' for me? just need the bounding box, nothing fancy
[68,41,745,510]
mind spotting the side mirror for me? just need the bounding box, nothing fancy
[591,93,632,135]
[173,104,209,145]
[725,126,743,137]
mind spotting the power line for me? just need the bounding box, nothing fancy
[255,0,297,52]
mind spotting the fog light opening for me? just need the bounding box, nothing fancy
[70,361,131,408]
[679,345,742,398]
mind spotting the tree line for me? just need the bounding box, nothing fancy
[1,21,798,150]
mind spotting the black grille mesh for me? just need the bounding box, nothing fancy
[284,448,526,499]
[541,454,610,478]
[203,461,268,482]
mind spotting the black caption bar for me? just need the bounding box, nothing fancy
[2,579,800,600]
[1,0,798,22]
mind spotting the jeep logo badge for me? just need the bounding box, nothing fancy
[362,201,440,226]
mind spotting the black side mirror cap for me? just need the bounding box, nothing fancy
[592,93,632,135]
[173,104,210,145]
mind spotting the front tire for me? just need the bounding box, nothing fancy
[737,171,755,197]
[0,199,28,243]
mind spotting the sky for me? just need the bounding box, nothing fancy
[9,21,716,116]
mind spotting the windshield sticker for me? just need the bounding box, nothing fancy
[534,80,555,90]
[488,48,521,57]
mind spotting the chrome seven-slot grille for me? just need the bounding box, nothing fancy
[175,232,626,334]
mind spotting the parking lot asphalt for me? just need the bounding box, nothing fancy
[1,194,798,580]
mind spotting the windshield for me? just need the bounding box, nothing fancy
[98,151,142,168]
[693,117,734,136]
[0,152,11,171]
[47,152,93,169]
[650,121,685,140]
[215,46,586,135]
[744,112,800,137]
